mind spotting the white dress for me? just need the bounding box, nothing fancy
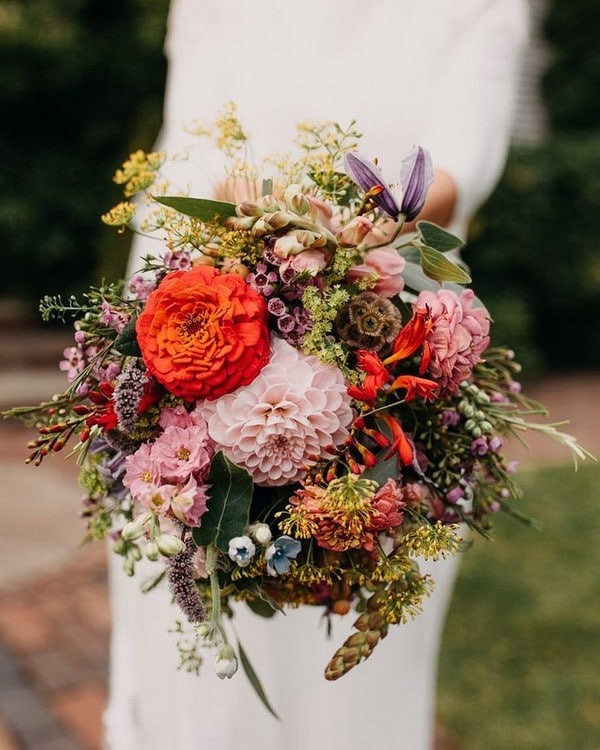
[105,2,528,748]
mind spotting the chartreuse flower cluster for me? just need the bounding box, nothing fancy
[4,106,593,711]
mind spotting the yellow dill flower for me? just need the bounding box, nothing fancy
[113,149,165,197]
[101,201,136,229]
[401,522,461,561]
[323,475,379,535]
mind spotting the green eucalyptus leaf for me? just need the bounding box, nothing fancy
[113,315,141,357]
[398,259,441,295]
[154,195,237,221]
[246,597,279,619]
[192,452,253,552]
[237,639,280,719]
[416,221,464,253]
[419,245,471,284]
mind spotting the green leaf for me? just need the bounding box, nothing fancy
[419,245,472,284]
[192,452,253,552]
[398,258,441,295]
[416,221,464,253]
[361,451,400,485]
[245,596,279,619]
[154,195,237,221]
[237,638,280,719]
[113,315,141,356]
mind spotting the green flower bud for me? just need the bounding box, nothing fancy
[157,534,186,557]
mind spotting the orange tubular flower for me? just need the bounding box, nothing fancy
[346,350,391,406]
[383,305,432,366]
[379,413,414,466]
[389,374,439,402]
[136,266,270,401]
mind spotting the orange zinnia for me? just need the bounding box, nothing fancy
[136,266,270,401]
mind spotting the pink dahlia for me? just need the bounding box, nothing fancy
[417,288,490,395]
[200,337,353,486]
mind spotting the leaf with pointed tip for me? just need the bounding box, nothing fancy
[417,221,464,253]
[419,245,471,284]
[237,638,280,719]
[154,196,237,221]
[192,452,253,552]
[113,315,141,357]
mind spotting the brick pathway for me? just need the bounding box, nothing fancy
[0,367,597,749]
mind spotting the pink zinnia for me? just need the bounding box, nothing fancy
[417,288,490,395]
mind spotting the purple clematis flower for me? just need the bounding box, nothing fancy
[399,145,434,221]
[344,151,401,219]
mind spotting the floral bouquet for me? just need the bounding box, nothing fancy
[5,109,591,708]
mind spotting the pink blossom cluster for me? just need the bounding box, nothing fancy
[417,288,490,395]
[123,406,214,526]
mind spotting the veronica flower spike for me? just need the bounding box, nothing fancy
[344,151,401,219]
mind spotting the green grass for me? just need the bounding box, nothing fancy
[438,463,600,750]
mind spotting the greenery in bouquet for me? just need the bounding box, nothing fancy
[4,106,592,711]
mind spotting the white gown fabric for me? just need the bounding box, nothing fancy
[105,2,528,748]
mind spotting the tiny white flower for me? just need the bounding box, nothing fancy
[228,535,256,567]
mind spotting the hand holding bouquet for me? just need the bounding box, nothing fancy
[5,109,591,709]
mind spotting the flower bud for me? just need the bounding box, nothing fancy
[249,523,272,545]
[224,215,256,231]
[237,201,263,217]
[214,645,238,680]
[335,216,373,248]
[121,512,152,541]
[284,185,310,215]
[157,534,186,557]
[144,540,160,561]
[264,211,293,230]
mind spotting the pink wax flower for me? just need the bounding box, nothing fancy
[347,247,406,297]
[200,336,353,486]
[417,288,490,396]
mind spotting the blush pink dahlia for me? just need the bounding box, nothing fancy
[200,337,353,486]
[417,288,490,395]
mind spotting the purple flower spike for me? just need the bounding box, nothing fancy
[344,151,401,219]
[399,145,434,221]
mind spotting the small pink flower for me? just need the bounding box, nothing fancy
[347,247,406,297]
[151,423,213,482]
[101,299,128,333]
[280,249,328,276]
[368,479,405,533]
[417,288,490,396]
[124,443,162,500]
[336,216,373,247]
[164,475,209,527]
[159,404,194,430]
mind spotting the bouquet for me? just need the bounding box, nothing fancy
[5,109,591,708]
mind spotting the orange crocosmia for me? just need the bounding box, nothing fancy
[136,266,270,401]
[380,413,414,466]
[389,374,439,401]
[384,305,432,366]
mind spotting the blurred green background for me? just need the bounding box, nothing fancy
[0,0,599,374]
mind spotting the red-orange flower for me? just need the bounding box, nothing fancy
[136,266,270,401]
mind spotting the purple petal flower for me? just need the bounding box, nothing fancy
[344,152,400,219]
[399,145,434,221]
